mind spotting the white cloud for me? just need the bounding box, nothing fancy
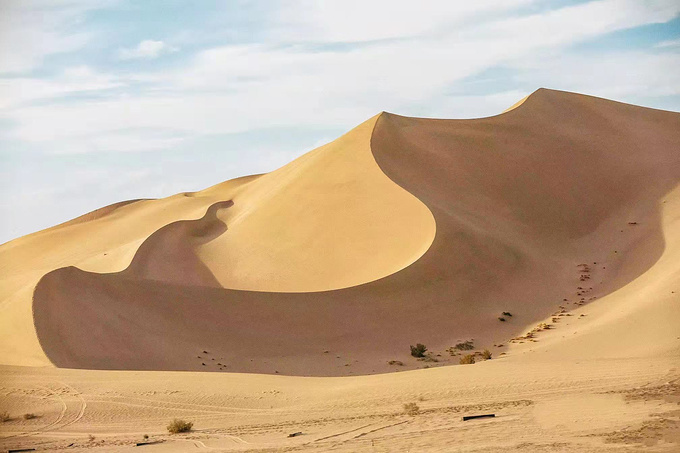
[656,38,680,48]
[0,66,123,109]
[7,0,679,149]
[272,0,537,43]
[0,0,113,74]
[117,40,178,60]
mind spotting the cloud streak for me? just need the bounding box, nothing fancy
[118,40,178,60]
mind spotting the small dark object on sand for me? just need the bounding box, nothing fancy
[498,317,506,322]
[288,431,303,437]
[462,413,495,421]
[502,311,512,317]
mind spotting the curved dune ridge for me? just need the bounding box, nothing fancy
[1,88,679,377]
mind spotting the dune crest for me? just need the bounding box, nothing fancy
[193,114,437,292]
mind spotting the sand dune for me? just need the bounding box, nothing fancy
[1,88,680,451]
[1,88,675,375]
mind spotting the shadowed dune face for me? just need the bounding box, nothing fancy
[123,200,233,287]
[31,89,680,375]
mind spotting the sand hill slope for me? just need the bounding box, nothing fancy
[1,88,679,377]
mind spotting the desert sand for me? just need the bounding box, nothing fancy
[1,88,679,451]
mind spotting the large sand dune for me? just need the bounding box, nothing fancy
[1,88,680,451]
[0,88,677,376]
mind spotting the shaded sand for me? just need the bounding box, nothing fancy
[0,175,261,366]
[25,88,680,375]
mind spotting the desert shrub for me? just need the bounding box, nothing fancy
[403,402,420,416]
[454,340,474,351]
[502,311,513,317]
[88,434,95,442]
[23,413,37,420]
[143,434,149,440]
[410,343,427,358]
[481,349,492,360]
[498,317,506,322]
[0,411,10,422]
[167,418,193,434]
[388,360,404,366]
[459,354,475,364]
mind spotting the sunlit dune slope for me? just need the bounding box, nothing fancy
[0,116,435,366]
[1,88,679,377]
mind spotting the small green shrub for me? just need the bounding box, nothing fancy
[481,349,492,360]
[410,343,427,358]
[459,354,475,364]
[167,419,193,434]
[403,402,420,416]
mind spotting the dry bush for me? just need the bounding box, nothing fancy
[0,411,10,422]
[388,360,404,366]
[23,413,37,420]
[410,343,427,358]
[420,355,438,363]
[459,354,475,364]
[167,418,193,434]
[403,402,420,416]
[481,349,492,360]
[454,340,474,351]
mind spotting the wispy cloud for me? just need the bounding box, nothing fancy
[656,38,680,48]
[117,40,178,60]
[0,0,113,74]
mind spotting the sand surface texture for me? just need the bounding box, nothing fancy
[1,89,679,451]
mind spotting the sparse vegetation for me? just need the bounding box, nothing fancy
[498,317,506,322]
[482,349,492,360]
[88,434,96,442]
[459,354,476,364]
[143,434,149,440]
[403,402,420,416]
[502,311,513,317]
[454,340,474,351]
[388,360,404,366]
[167,418,193,434]
[419,354,438,363]
[23,413,37,420]
[0,411,10,422]
[410,343,427,358]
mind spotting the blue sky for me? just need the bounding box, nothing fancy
[1,0,679,243]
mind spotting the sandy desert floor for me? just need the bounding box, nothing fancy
[0,356,678,452]
[1,89,679,451]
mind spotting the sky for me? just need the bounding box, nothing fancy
[1,0,679,243]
